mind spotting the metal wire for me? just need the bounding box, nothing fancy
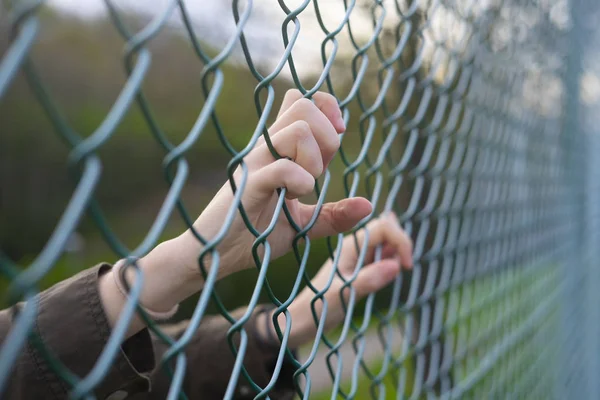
[1,0,599,399]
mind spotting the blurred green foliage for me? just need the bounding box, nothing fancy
[311,355,417,400]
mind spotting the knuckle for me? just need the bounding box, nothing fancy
[293,170,315,196]
[315,90,334,101]
[293,120,312,139]
[312,157,324,177]
[294,98,316,114]
[329,202,347,232]
[316,92,340,112]
[364,219,377,232]
[368,217,386,234]
[278,157,296,171]
[384,219,398,238]
[300,138,324,177]
[285,88,301,99]
[383,216,395,229]
[303,177,316,194]
[321,92,338,105]
[305,161,323,180]
[324,133,341,153]
[270,158,292,177]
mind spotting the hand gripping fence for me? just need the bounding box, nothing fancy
[2,0,600,399]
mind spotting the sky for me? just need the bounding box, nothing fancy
[43,0,600,110]
[46,0,377,79]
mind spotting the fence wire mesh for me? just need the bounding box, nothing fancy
[1,0,600,399]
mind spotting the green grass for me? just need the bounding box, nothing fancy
[310,355,417,400]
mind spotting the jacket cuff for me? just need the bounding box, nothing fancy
[29,263,155,399]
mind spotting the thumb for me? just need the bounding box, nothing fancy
[304,197,372,239]
[353,259,401,298]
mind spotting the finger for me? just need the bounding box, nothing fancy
[270,98,340,166]
[275,90,345,133]
[249,158,315,200]
[353,259,401,298]
[247,120,324,178]
[253,89,303,149]
[277,89,304,118]
[302,197,373,239]
[360,215,413,268]
[312,92,345,133]
[381,243,398,259]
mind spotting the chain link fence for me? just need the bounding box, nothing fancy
[1,0,600,398]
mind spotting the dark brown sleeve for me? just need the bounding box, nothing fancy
[0,264,156,400]
[146,306,298,400]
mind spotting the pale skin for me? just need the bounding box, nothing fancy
[98,90,413,347]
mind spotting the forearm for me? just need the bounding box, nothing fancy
[256,294,339,349]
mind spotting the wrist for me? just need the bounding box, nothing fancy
[98,268,146,337]
[287,300,319,347]
[137,237,205,307]
[174,228,237,281]
[255,300,317,349]
[98,237,206,337]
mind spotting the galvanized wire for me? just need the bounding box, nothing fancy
[1,0,599,399]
